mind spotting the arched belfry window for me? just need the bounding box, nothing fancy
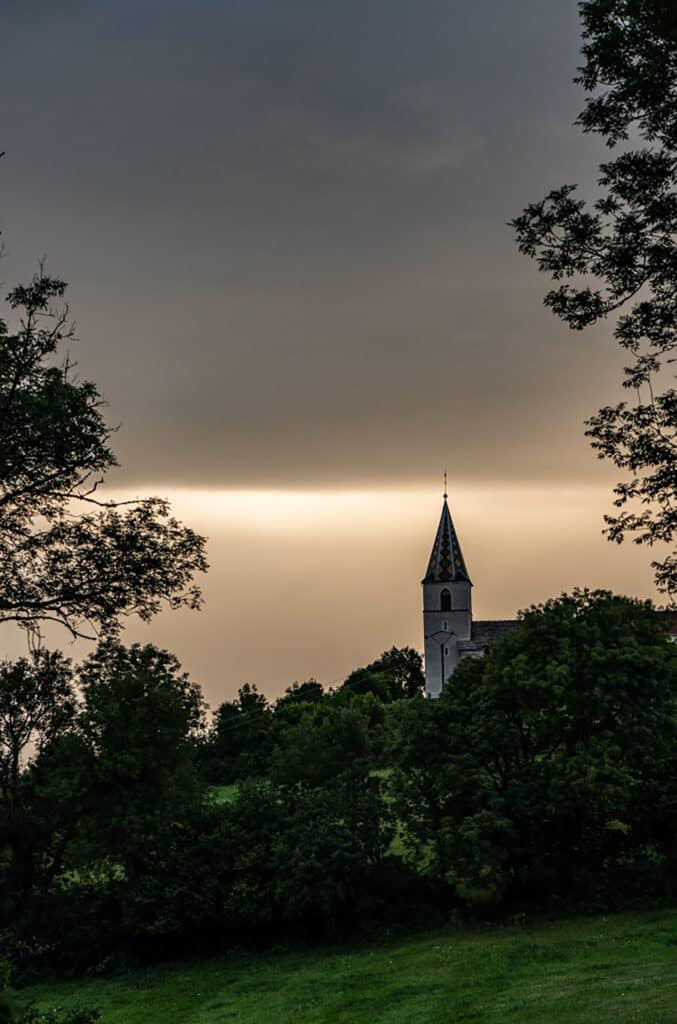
[440,589,451,612]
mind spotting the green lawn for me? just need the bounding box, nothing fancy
[17,909,676,1024]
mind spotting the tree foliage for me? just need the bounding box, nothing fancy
[0,643,208,965]
[201,683,274,782]
[388,591,676,907]
[271,697,379,788]
[512,1,677,601]
[201,647,421,785]
[341,646,424,701]
[0,600,673,968]
[0,272,207,639]
[76,642,206,875]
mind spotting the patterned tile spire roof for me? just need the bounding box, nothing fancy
[423,496,471,584]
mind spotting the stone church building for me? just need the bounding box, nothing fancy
[423,493,517,698]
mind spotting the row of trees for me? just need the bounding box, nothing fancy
[0,590,674,976]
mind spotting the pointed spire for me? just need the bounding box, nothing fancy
[423,493,471,584]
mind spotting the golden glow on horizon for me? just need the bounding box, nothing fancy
[2,482,661,704]
[105,483,627,538]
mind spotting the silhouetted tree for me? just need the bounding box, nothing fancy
[368,645,425,697]
[76,642,205,879]
[275,679,324,708]
[0,651,75,815]
[203,683,273,782]
[1,644,206,964]
[0,271,207,640]
[512,1,677,602]
[341,646,424,701]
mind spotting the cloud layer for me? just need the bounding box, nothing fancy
[1,1,615,490]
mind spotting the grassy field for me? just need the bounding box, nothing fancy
[17,908,676,1024]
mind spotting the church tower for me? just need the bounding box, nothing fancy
[422,490,472,698]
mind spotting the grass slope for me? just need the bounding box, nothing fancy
[19,909,676,1024]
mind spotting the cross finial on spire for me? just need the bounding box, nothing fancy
[443,469,448,500]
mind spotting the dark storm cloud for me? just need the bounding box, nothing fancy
[0,1,609,488]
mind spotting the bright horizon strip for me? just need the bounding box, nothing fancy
[99,483,635,538]
[1,481,661,701]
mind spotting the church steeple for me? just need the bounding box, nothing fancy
[421,487,473,698]
[422,496,471,584]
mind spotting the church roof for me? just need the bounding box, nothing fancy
[466,619,519,647]
[422,497,471,584]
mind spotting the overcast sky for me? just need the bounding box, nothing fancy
[0,2,659,702]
